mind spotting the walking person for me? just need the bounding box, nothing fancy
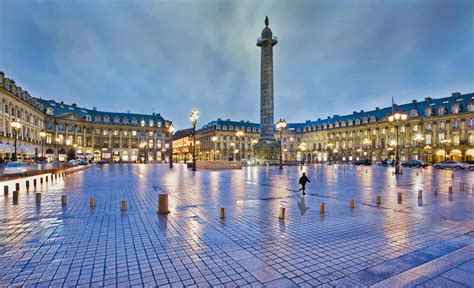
[298,172,310,195]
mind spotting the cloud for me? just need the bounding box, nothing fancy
[1,0,473,129]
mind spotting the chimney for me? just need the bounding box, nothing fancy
[93,107,97,111]
[60,101,64,104]
[375,107,380,110]
[424,97,433,101]
[353,111,357,115]
[412,100,417,103]
[360,110,364,113]
[451,92,461,96]
[72,103,77,107]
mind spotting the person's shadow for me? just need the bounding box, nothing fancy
[297,196,310,215]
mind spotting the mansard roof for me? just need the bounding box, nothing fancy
[35,98,169,127]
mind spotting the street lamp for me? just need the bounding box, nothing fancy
[413,133,424,161]
[299,142,307,166]
[189,109,200,171]
[388,112,408,174]
[211,136,218,161]
[236,130,244,161]
[251,139,258,164]
[441,139,451,161]
[276,119,287,169]
[169,123,175,168]
[39,129,46,160]
[10,119,22,161]
[230,142,236,161]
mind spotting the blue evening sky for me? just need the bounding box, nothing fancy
[1,0,473,129]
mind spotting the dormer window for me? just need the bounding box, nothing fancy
[370,116,376,123]
[46,107,54,115]
[438,107,445,116]
[85,115,91,121]
[468,103,474,112]
[452,104,460,114]
[131,118,137,124]
[149,120,154,127]
[410,109,418,118]
[425,108,432,117]
[123,117,128,124]
[140,119,145,126]
[104,115,110,123]
[114,116,120,123]
[95,116,101,122]
[355,119,361,125]
[348,120,354,126]
[362,117,368,124]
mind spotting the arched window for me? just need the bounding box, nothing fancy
[425,108,432,117]
[410,109,418,118]
[468,103,474,112]
[438,106,445,116]
[452,104,460,114]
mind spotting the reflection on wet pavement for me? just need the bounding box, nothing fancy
[0,164,473,287]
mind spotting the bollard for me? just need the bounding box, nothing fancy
[4,186,8,196]
[158,194,169,214]
[366,169,368,174]
[376,195,381,205]
[45,176,48,183]
[13,190,19,201]
[33,179,37,188]
[452,173,454,179]
[55,174,58,180]
[461,184,465,192]
[418,189,423,199]
[416,172,419,176]
[41,177,44,184]
[397,192,402,204]
[15,183,20,191]
[434,187,438,195]
[448,186,453,194]
[320,202,325,214]
[36,193,41,204]
[350,199,356,209]
[61,195,67,206]
[90,197,95,208]
[50,175,53,182]
[279,207,286,220]
[220,207,226,219]
[26,181,30,191]
[121,200,127,212]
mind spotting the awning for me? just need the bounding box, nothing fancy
[18,144,36,155]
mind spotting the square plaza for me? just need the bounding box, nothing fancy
[1,165,473,287]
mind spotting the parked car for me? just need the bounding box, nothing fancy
[463,161,474,170]
[2,162,33,176]
[78,159,88,165]
[433,161,466,170]
[353,159,371,166]
[66,160,79,167]
[401,160,429,168]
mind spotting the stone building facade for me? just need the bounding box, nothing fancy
[181,92,474,164]
[0,71,172,162]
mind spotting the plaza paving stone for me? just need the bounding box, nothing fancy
[0,164,473,287]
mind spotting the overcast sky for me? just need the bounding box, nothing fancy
[1,0,473,129]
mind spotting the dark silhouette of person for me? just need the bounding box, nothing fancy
[298,172,310,195]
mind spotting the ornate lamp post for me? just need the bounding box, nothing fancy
[276,119,287,169]
[211,136,218,161]
[235,130,244,161]
[251,139,258,164]
[230,143,236,161]
[168,123,175,168]
[441,139,451,161]
[189,109,200,171]
[299,142,307,166]
[414,133,424,161]
[39,129,46,160]
[388,112,408,174]
[11,119,22,161]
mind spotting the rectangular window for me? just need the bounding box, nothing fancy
[425,135,432,145]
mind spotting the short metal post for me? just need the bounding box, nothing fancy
[460,184,465,192]
[41,177,44,184]
[376,195,381,205]
[36,192,41,204]
[279,207,286,220]
[15,183,20,191]
[121,200,127,212]
[220,207,226,219]
[158,194,169,214]
[433,187,438,195]
[61,195,67,206]
[33,179,37,188]
[26,180,30,191]
[397,192,402,204]
[13,190,19,201]
[90,197,95,208]
[4,186,8,196]
[320,202,325,214]
[45,176,48,183]
[418,189,423,199]
[350,199,356,209]
[448,186,453,194]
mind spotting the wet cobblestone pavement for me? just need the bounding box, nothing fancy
[1,164,473,287]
